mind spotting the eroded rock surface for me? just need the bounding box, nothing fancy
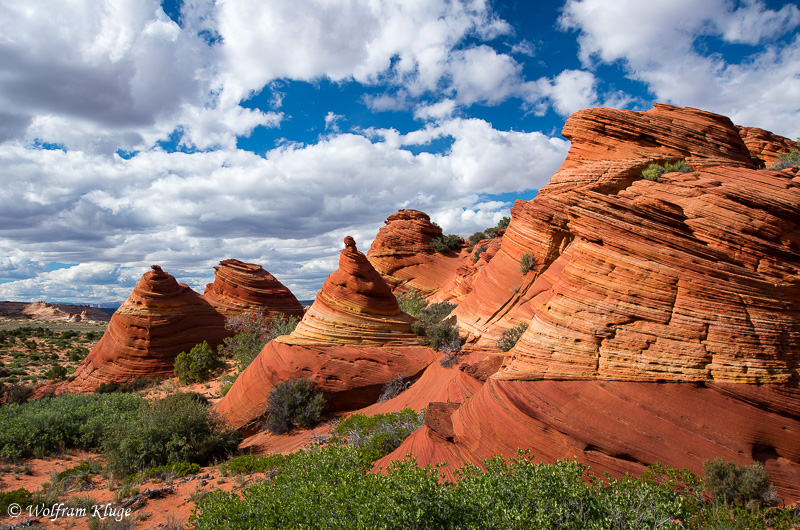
[203,259,304,318]
[63,265,227,392]
[217,238,437,430]
[380,105,800,502]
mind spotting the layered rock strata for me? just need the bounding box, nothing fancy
[63,265,227,392]
[382,105,800,502]
[367,209,480,302]
[203,259,304,318]
[217,238,437,430]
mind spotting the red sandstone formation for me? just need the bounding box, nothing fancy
[379,104,800,503]
[63,265,227,392]
[203,259,304,319]
[737,126,797,167]
[367,209,484,302]
[216,238,438,430]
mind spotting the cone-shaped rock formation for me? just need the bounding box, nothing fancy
[367,209,490,302]
[203,259,304,318]
[63,265,227,392]
[217,237,437,430]
[379,104,800,503]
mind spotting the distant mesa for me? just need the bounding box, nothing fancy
[216,236,437,431]
[0,300,110,323]
[62,264,229,393]
[203,258,304,319]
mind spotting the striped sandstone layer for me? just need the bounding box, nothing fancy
[217,237,437,430]
[382,105,800,503]
[63,265,227,392]
[367,209,481,302]
[203,259,304,318]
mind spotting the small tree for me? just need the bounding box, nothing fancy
[430,234,462,253]
[497,216,510,229]
[174,341,225,385]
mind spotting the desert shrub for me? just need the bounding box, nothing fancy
[190,451,707,530]
[221,310,299,373]
[104,392,240,475]
[418,302,456,325]
[0,488,32,515]
[472,244,488,264]
[378,375,410,402]
[642,160,691,182]
[519,252,535,273]
[497,216,510,229]
[174,341,225,385]
[394,289,426,319]
[220,454,286,476]
[0,393,145,460]
[329,409,424,462]
[140,461,202,481]
[4,383,34,404]
[44,365,69,380]
[704,458,777,510]
[429,234,462,253]
[769,140,800,169]
[467,231,486,244]
[427,322,463,354]
[496,322,529,352]
[266,379,327,434]
[93,378,160,395]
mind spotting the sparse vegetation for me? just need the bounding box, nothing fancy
[430,234,463,253]
[472,244,488,264]
[769,140,800,169]
[497,322,529,352]
[265,378,327,434]
[173,340,225,385]
[642,159,692,182]
[519,252,535,273]
[394,289,426,318]
[704,458,777,510]
[220,309,299,373]
[497,216,510,229]
[328,409,425,462]
[378,375,410,402]
[104,392,241,475]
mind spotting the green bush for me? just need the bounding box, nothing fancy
[190,451,714,530]
[220,310,300,373]
[4,383,34,404]
[104,392,241,475]
[497,216,510,229]
[467,231,486,245]
[140,461,202,480]
[266,379,327,434]
[329,409,424,463]
[430,234,462,253]
[704,458,777,510]
[418,302,456,325]
[496,322,529,352]
[44,365,69,380]
[174,341,225,385]
[519,252,535,273]
[220,454,286,476]
[0,393,145,460]
[394,289,426,319]
[642,160,691,182]
[0,488,32,515]
[472,245,488,264]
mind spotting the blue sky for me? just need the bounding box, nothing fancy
[0,0,798,303]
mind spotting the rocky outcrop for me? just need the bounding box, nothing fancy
[381,104,800,503]
[0,301,111,322]
[216,238,438,430]
[203,259,304,318]
[737,126,797,167]
[367,210,481,302]
[62,265,227,392]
